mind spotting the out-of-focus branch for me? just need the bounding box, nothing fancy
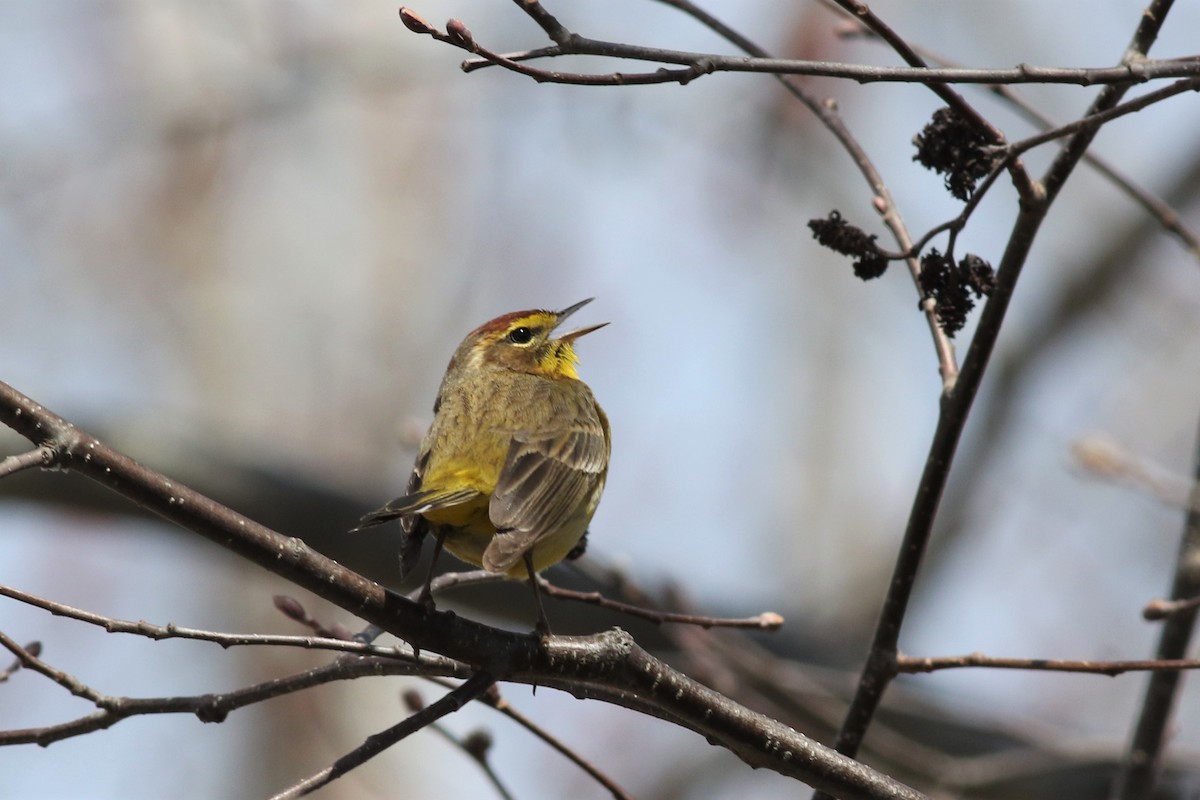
[1114,412,1200,800]
[422,677,636,800]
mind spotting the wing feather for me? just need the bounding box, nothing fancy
[483,422,608,573]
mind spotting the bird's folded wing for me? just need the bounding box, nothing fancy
[484,427,607,573]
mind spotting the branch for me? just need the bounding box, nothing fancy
[538,577,784,630]
[0,380,925,800]
[644,0,959,385]
[479,685,633,800]
[0,583,417,659]
[822,0,1182,780]
[1114,410,1200,799]
[1005,77,1200,159]
[859,30,1200,258]
[820,0,999,142]
[441,18,1200,86]
[0,634,465,747]
[897,652,1200,677]
[269,671,496,800]
[0,446,53,478]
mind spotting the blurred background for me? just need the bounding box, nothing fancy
[2,1,1200,798]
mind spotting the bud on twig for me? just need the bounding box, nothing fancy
[273,595,308,623]
[402,689,425,712]
[398,8,436,35]
[462,729,493,761]
[446,19,475,50]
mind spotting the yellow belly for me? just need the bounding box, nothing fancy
[429,491,595,580]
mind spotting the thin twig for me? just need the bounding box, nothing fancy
[0,583,424,659]
[420,674,634,799]
[1144,594,1200,621]
[493,692,633,800]
[0,634,466,747]
[538,577,783,630]
[0,446,54,478]
[1005,77,1200,159]
[1114,408,1200,799]
[0,638,41,682]
[897,652,1200,677]
[444,28,1200,85]
[268,671,496,800]
[424,722,516,800]
[821,0,999,141]
[852,30,1200,258]
[0,628,105,704]
[1072,435,1199,513]
[649,0,958,384]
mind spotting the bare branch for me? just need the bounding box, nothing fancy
[0,630,467,748]
[538,577,784,630]
[851,29,1200,259]
[643,0,960,384]
[445,28,1200,86]
[488,688,632,800]
[0,446,54,479]
[1005,77,1200,159]
[0,638,41,682]
[1114,410,1200,799]
[821,0,1182,780]
[0,380,926,800]
[268,671,496,800]
[1072,435,1199,513]
[1144,594,1200,621]
[0,583,414,658]
[820,0,999,142]
[897,652,1200,677]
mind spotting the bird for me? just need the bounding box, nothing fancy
[354,298,610,634]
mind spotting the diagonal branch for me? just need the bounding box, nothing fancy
[650,0,958,385]
[0,380,926,800]
[821,0,999,141]
[268,671,497,800]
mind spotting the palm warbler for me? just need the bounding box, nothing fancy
[355,298,610,633]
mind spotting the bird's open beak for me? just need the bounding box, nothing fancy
[554,298,609,342]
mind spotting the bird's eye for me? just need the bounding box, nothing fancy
[508,326,534,344]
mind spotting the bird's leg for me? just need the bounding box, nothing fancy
[524,551,551,638]
[416,530,447,608]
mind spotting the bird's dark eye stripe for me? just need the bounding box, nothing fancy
[508,326,534,344]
